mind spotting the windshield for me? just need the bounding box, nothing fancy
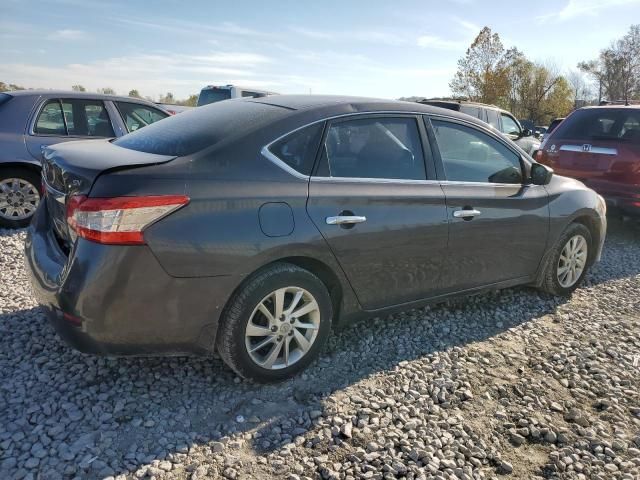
[197,88,232,106]
[553,109,640,144]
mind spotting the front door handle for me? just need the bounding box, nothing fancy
[326,215,367,225]
[453,209,482,219]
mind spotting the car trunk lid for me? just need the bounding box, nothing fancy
[42,139,176,248]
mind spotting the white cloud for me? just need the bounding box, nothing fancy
[538,0,640,22]
[290,26,407,46]
[0,51,276,99]
[48,29,86,40]
[417,35,466,50]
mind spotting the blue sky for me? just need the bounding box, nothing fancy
[1,0,639,100]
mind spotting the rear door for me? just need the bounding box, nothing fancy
[26,98,116,161]
[426,116,549,292]
[306,114,449,310]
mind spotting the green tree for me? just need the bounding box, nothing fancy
[450,27,511,104]
[128,89,141,98]
[159,92,175,103]
[176,94,198,107]
[71,85,86,92]
[579,24,640,103]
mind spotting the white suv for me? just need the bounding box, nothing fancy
[197,85,277,106]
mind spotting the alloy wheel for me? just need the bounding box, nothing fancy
[244,286,321,370]
[557,234,588,288]
[0,178,41,221]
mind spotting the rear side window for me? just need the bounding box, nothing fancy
[486,109,500,129]
[197,88,232,106]
[460,105,482,120]
[116,102,168,132]
[35,100,66,135]
[432,120,523,184]
[553,109,640,143]
[269,123,324,175]
[61,99,114,137]
[319,117,426,180]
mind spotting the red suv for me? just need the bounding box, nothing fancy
[537,105,640,216]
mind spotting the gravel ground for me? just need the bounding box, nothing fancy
[1,219,639,480]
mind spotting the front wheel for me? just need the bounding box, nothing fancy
[539,223,592,296]
[216,263,332,382]
[0,168,42,228]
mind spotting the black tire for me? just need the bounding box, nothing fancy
[0,167,42,229]
[216,263,332,382]
[539,223,593,296]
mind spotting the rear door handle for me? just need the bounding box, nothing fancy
[453,209,482,219]
[326,215,367,225]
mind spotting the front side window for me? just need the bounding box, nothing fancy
[61,99,114,137]
[500,114,521,136]
[320,117,426,180]
[116,102,168,133]
[35,100,66,135]
[432,120,523,184]
[269,123,324,175]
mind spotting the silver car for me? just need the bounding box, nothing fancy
[0,90,170,228]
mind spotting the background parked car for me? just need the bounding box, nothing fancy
[26,95,606,382]
[156,103,194,115]
[537,105,640,216]
[0,90,170,227]
[419,99,541,156]
[197,84,277,106]
[542,117,565,141]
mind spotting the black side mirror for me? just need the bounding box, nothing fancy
[522,128,532,137]
[530,162,553,185]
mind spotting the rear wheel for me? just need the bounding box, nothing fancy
[540,223,592,296]
[216,263,332,382]
[0,168,42,228]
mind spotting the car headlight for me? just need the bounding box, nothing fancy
[596,194,607,216]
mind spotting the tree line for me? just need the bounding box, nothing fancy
[0,82,199,106]
[448,24,639,125]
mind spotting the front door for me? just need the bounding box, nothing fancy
[427,117,549,292]
[306,115,449,310]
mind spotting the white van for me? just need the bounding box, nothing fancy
[197,85,277,106]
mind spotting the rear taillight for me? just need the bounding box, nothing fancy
[66,195,189,245]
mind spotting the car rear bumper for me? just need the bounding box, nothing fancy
[24,203,241,356]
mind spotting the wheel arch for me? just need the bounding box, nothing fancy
[0,161,41,176]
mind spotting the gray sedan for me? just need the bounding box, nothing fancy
[0,90,169,227]
[25,95,606,382]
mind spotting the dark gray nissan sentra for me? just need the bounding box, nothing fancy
[25,95,607,382]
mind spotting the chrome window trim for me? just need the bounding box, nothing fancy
[261,110,530,185]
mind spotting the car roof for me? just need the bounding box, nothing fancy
[420,98,509,113]
[579,104,640,110]
[246,94,487,125]
[5,89,158,105]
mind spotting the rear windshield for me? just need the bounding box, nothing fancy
[197,88,232,106]
[114,100,286,156]
[553,108,640,143]
[0,93,12,108]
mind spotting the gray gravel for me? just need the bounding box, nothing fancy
[1,219,639,480]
